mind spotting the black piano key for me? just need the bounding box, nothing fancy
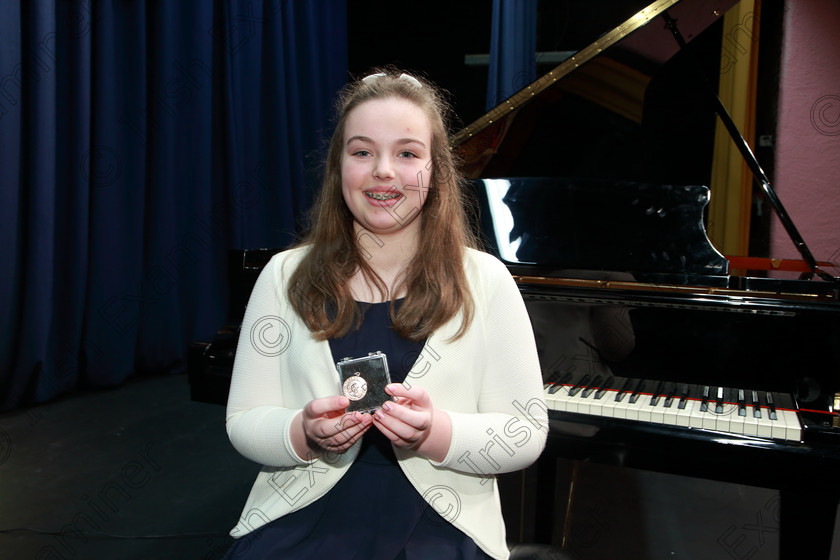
[677,384,690,410]
[629,379,646,404]
[738,389,747,417]
[700,385,711,412]
[649,380,664,406]
[581,375,603,398]
[615,377,634,402]
[663,382,677,408]
[766,392,778,421]
[547,383,564,395]
[715,386,725,414]
[751,390,762,418]
[546,370,575,394]
[568,374,591,397]
[594,376,615,400]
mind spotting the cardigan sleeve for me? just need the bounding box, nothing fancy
[225,253,311,468]
[434,252,548,475]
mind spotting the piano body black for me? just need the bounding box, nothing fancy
[467,175,840,558]
[449,0,840,557]
[189,0,840,556]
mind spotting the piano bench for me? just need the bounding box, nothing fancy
[508,543,578,560]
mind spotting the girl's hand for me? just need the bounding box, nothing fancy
[372,384,452,462]
[292,396,372,459]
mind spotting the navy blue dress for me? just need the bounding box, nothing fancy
[223,301,492,560]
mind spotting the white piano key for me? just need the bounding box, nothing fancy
[675,398,696,427]
[731,406,749,436]
[687,399,708,429]
[588,390,612,417]
[555,389,574,411]
[546,382,581,413]
[632,393,652,423]
[564,393,580,414]
[713,402,739,434]
[786,410,803,442]
[770,409,788,440]
[777,409,802,442]
[624,394,645,421]
[649,395,667,424]
[611,393,633,419]
[742,409,760,437]
[576,392,592,415]
[662,397,680,425]
[544,379,801,443]
[700,408,717,430]
[543,385,565,411]
[701,404,718,431]
[755,406,774,438]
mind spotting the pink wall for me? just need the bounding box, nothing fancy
[771,0,840,278]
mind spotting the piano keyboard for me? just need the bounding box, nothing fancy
[544,374,802,442]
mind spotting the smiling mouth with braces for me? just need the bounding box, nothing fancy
[365,192,400,201]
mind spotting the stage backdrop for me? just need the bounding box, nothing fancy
[0,0,348,410]
[485,0,537,111]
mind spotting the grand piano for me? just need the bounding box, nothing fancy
[189,0,840,557]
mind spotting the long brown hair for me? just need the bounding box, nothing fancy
[288,68,478,342]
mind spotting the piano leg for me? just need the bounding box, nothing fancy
[525,441,840,557]
[500,461,559,545]
[533,457,579,547]
[780,490,839,558]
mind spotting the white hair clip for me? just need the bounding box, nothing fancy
[360,72,423,89]
[397,73,423,88]
[361,72,386,84]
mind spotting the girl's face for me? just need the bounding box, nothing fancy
[341,97,433,241]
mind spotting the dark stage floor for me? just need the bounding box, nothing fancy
[1,373,838,560]
[0,374,256,560]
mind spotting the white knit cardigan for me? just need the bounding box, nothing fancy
[225,246,548,560]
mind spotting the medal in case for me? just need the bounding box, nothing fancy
[336,351,394,413]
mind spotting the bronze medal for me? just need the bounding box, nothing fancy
[342,372,367,401]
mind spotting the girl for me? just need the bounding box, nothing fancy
[223,69,548,560]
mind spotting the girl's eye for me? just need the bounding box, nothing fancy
[398,150,418,158]
[352,149,371,157]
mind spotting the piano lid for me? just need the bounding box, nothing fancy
[452,0,739,179]
[454,0,839,285]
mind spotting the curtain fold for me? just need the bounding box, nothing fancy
[0,0,348,410]
[485,0,537,111]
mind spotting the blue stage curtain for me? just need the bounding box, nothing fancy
[485,0,537,111]
[0,0,347,410]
